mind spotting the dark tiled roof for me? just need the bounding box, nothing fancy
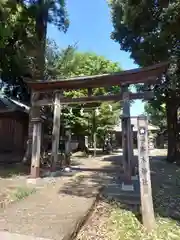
[0,95,30,113]
[0,99,7,109]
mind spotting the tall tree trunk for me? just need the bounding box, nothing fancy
[175,103,180,165]
[166,98,178,163]
[176,123,180,165]
[23,0,48,164]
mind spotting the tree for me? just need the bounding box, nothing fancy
[20,0,69,162]
[0,0,36,102]
[43,49,122,150]
[109,0,180,162]
[35,45,122,154]
[55,51,122,143]
[45,39,77,79]
[144,102,166,131]
[21,0,69,79]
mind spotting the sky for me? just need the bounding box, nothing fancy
[47,0,144,116]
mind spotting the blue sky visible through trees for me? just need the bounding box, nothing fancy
[47,0,144,116]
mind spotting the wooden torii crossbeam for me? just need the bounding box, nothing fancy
[26,62,168,91]
[32,92,154,106]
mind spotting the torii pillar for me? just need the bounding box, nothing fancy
[30,91,42,178]
[51,92,61,171]
[121,85,134,191]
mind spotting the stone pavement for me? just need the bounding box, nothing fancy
[0,231,52,240]
[0,155,117,240]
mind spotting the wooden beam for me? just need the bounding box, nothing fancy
[51,92,61,170]
[137,115,155,231]
[121,88,134,186]
[130,124,135,174]
[122,88,129,174]
[65,129,71,167]
[26,62,168,91]
[33,91,154,106]
[31,117,42,178]
[93,132,97,157]
[88,88,92,96]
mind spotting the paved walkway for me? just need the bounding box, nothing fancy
[0,155,117,240]
[0,231,52,240]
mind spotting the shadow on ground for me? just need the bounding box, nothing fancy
[0,154,83,179]
[58,152,180,224]
[0,163,29,178]
[0,153,29,178]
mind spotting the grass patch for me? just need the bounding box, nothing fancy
[107,203,180,240]
[0,186,36,209]
[106,157,180,240]
[72,173,86,182]
[10,187,36,201]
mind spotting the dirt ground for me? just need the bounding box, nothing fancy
[0,163,33,208]
[0,152,116,240]
[1,149,178,240]
[0,149,166,209]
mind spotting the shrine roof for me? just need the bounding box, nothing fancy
[0,94,29,113]
[26,62,168,91]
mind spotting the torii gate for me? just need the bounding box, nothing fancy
[26,62,168,231]
[26,62,167,180]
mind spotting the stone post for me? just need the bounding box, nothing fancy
[137,115,155,231]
